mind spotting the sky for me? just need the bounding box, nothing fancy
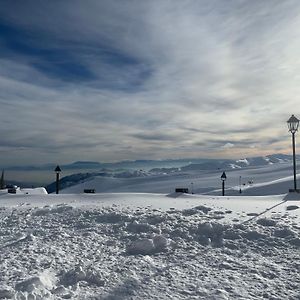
[1,0,300,166]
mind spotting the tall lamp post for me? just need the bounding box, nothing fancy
[287,115,300,192]
[221,171,227,196]
[54,165,62,194]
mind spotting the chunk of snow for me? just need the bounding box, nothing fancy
[127,238,155,255]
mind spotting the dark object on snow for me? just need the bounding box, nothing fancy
[7,185,17,194]
[84,189,95,194]
[175,188,189,193]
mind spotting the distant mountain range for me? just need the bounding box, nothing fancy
[181,154,295,171]
[45,154,297,193]
[4,153,297,172]
[4,159,191,171]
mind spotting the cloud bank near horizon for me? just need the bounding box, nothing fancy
[0,0,300,166]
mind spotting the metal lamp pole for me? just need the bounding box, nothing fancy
[292,131,297,190]
[221,171,227,196]
[287,115,300,192]
[54,165,62,194]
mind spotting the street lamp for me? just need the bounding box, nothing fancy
[54,165,62,194]
[287,115,300,192]
[221,171,227,196]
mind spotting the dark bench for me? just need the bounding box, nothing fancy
[175,188,189,193]
[84,189,96,193]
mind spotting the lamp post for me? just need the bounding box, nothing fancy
[287,115,300,192]
[54,165,61,194]
[221,171,227,196]
[239,176,242,194]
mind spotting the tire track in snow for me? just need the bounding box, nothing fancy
[242,200,287,225]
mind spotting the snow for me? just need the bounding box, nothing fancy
[236,158,250,165]
[0,191,299,299]
[57,161,300,196]
[0,187,48,195]
[229,163,242,169]
[20,187,48,195]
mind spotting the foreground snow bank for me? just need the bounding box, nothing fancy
[0,193,299,299]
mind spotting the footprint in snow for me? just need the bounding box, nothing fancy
[246,212,259,216]
[286,205,299,211]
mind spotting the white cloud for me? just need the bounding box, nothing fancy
[221,143,235,149]
[0,1,299,165]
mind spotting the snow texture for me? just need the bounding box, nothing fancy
[0,192,299,299]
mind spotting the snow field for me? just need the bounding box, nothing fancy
[58,161,300,196]
[0,194,299,299]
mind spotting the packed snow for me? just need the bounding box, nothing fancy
[0,192,299,299]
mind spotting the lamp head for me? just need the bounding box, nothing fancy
[287,114,300,133]
[221,171,227,181]
[54,165,61,173]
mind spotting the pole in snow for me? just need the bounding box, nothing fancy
[221,171,227,196]
[54,165,61,194]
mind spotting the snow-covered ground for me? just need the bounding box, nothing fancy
[59,162,300,196]
[0,192,299,299]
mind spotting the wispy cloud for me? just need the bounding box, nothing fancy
[0,0,299,165]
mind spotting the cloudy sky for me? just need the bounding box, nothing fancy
[0,0,300,166]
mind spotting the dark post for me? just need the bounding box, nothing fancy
[287,115,299,192]
[221,171,227,196]
[222,180,225,196]
[239,176,242,194]
[292,132,297,191]
[56,172,59,194]
[54,165,61,194]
